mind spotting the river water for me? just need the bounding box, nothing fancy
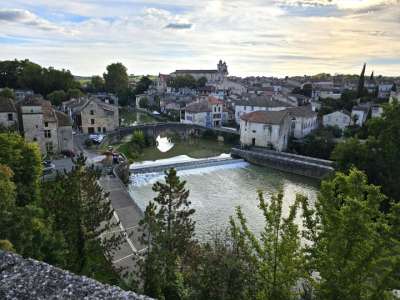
[128,157,319,240]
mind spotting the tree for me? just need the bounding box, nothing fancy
[67,88,83,99]
[196,77,207,88]
[138,97,149,109]
[357,63,366,98]
[332,101,400,208]
[168,75,197,89]
[134,76,153,95]
[103,63,129,94]
[0,133,42,206]
[47,90,67,106]
[0,87,15,99]
[89,75,105,93]
[138,168,196,299]
[41,154,124,276]
[0,163,67,266]
[229,191,305,300]
[300,168,400,299]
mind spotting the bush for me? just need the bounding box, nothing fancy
[84,139,93,147]
[202,129,216,140]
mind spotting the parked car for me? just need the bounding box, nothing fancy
[42,160,55,175]
[89,134,105,144]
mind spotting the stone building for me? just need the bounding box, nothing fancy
[0,97,18,128]
[19,98,73,155]
[171,60,228,83]
[64,97,119,134]
[322,110,351,130]
[287,106,318,139]
[240,110,291,151]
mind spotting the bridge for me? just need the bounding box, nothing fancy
[105,122,239,144]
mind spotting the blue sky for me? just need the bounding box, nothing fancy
[0,0,399,76]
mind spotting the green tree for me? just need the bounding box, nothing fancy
[67,88,84,99]
[138,168,196,299]
[139,97,149,109]
[41,154,124,277]
[300,168,400,299]
[89,75,105,92]
[0,87,15,99]
[103,63,129,94]
[47,90,67,106]
[196,77,207,88]
[229,191,305,300]
[357,63,366,98]
[332,101,400,208]
[0,133,42,206]
[134,76,153,95]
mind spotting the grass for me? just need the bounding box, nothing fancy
[118,138,232,162]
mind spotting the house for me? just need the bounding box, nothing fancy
[20,97,73,155]
[287,106,318,139]
[181,96,224,128]
[378,84,393,99]
[371,105,383,118]
[0,97,18,128]
[239,110,291,151]
[234,97,292,124]
[389,90,400,103]
[322,110,351,130]
[64,97,119,134]
[351,103,371,126]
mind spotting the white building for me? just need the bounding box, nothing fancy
[0,97,18,128]
[389,90,400,103]
[240,110,291,151]
[287,106,318,139]
[181,96,224,128]
[371,105,383,118]
[351,104,371,126]
[322,110,351,130]
[378,84,393,99]
[234,98,292,124]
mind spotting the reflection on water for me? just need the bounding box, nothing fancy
[156,135,174,152]
[129,161,319,240]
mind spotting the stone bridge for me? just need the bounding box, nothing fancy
[106,122,239,143]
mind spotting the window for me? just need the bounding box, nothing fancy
[97,127,101,132]
[103,127,107,133]
[44,122,48,127]
[45,142,54,154]
[91,119,95,124]
[90,110,95,115]
[33,137,37,142]
[44,130,51,138]
[7,114,13,121]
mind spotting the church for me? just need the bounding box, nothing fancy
[170,60,228,83]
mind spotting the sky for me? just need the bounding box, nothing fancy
[0,0,399,77]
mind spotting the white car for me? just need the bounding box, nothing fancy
[89,134,105,144]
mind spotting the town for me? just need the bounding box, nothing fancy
[1,56,400,299]
[1,60,398,159]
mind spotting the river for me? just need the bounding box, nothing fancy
[128,156,319,240]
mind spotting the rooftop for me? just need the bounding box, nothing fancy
[241,110,289,125]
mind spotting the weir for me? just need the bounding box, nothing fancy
[231,147,334,179]
[130,157,245,174]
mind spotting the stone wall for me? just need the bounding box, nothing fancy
[231,147,334,179]
[0,251,152,300]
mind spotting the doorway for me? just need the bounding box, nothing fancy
[252,138,256,146]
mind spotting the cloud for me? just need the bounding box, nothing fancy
[165,23,192,29]
[0,8,66,32]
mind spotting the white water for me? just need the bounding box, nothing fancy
[156,135,174,153]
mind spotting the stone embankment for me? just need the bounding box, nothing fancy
[231,147,334,179]
[130,157,245,174]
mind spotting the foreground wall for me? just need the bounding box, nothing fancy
[0,251,152,300]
